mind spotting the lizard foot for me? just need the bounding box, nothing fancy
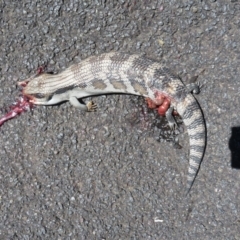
[86,101,97,112]
[166,107,178,130]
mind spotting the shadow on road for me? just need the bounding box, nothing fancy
[229,127,240,168]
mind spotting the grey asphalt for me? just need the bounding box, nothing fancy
[0,1,240,239]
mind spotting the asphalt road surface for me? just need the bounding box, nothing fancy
[0,1,240,239]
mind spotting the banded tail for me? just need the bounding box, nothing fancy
[177,94,206,194]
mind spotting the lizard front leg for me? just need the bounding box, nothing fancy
[69,96,97,112]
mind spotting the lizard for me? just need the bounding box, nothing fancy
[18,52,206,193]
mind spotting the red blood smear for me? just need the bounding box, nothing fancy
[0,96,34,127]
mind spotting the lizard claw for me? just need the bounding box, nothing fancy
[168,121,178,131]
[165,106,178,130]
[86,101,97,112]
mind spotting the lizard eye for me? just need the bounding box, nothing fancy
[33,93,46,99]
[31,93,53,102]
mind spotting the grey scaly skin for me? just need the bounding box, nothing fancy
[19,52,206,193]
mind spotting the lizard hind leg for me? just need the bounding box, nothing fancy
[186,83,201,94]
[146,96,178,130]
[165,106,178,130]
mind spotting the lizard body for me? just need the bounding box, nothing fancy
[19,52,206,193]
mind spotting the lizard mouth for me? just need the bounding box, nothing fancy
[17,80,37,103]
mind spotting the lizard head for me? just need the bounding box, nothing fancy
[18,73,53,105]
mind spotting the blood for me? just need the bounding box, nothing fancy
[157,99,170,116]
[146,96,171,117]
[0,96,34,127]
[0,65,47,127]
[146,92,178,117]
[145,98,157,109]
[36,65,46,75]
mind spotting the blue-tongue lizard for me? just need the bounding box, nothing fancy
[18,52,206,193]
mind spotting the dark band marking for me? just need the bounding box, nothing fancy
[77,82,88,89]
[92,79,107,90]
[189,163,200,171]
[111,80,127,90]
[190,144,205,153]
[174,86,188,100]
[187,171,198,177]
[109,52,131,66]
[107,53,132,77]
[71,63,83,77]
[54,85,76,95]
[88,54,107,64]
[131,56,155,73]
[188,116,204,129]
[190,154,202,162]
[162,67,179,79]
[189,131,205,140]
[153,68,170,89]
[132,81,148,95]
[182,101,201,120]
[88,54,108,75]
